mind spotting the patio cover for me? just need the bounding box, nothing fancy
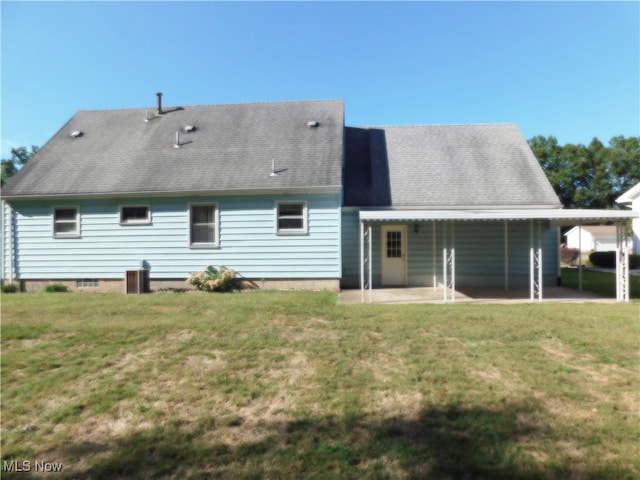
[358,208,638,303]
[359,208,638,224]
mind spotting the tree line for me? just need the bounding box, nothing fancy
[528,135,639,209]
[2,137,639,208]
[1,146,39,186]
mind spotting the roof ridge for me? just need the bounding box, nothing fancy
[350,122,518,129]
[76,98,345,113]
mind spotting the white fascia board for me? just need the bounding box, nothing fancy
[2,185,343,202]
[350,204,563,211]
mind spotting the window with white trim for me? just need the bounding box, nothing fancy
[190,204,218,247]
[120,206,150,225]
[53,207,79,237]
[276,201,307,234]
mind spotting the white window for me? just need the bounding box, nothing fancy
[120,206,150,225]
[53,207,79,237]
[276,201,307,234]
[190,204,218,247]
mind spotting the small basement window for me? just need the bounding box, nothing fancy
[53,207,79,237]
[77,279,99,288]
[120,206,151,225]
[276,201,307,234]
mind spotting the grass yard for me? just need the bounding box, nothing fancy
[561,268,640,298]
[1,291,639,479]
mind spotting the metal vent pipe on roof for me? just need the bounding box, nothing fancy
[156,92,163,114]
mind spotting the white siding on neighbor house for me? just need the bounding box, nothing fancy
[341,213,558,288]
[632,197,640,255]
[564,227,621,252]
[1,201,14,281]
[6,193,341,281]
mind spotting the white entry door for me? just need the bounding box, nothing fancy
[382,225,407,286]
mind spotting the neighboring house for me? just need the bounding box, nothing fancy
[616,182,640,255]
[2,96,637,298]
[564,226,630,252]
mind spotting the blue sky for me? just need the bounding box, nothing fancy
[1,1,638,160]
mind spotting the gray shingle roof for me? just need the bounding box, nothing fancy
[4,99,560,209]
[344,124,561,208]
[2,99,345,197]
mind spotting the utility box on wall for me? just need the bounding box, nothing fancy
[125,269,150,294]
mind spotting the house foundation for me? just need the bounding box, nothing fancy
[14,277,340,293]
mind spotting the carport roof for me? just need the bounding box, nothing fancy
[359,208,639,225]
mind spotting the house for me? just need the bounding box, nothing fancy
[564,226,629,252]
[616,182,640,255]
[2,96,637,300]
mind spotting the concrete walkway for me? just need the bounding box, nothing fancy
[337,286,616,305]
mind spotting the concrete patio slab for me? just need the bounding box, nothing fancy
[337,286,616,305]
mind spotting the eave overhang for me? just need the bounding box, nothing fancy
[1,185,343,202]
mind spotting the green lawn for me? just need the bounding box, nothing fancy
[561,268,640,298]
[2,292,639,479]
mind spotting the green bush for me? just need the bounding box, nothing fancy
[2,283,19,293]
[589,251,640,269]
[45,284,70,293]
[560,247,580,266]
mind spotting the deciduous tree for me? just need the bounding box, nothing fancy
[529,135,640,209]
[1,146,39,185]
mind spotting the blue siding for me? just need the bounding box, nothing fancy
[341,215,559,288]
[9,193,341,280]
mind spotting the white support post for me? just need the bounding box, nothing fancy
[368,223,373,304]
[432,220,437,293]
[443,221,447,302]
[530,220,534,301]
[530,247,543,302]
[360,220,364,304]
[442,221,455,303]
[616,223,630,303]
[443,247,448,302]
[360,221,374,304]
[624,249,629,303]
[616,247,622,302]
[537,248,543,301]
[504,220,509,293]
[451,222,455,302]
[537,220,543,301]
[530,247,534,301]
[451,248,456,302]
[578,224,583,291]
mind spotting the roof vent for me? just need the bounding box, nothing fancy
[183,125,196,132]
[174,130,181,149]
[269,159,288,177]
[71,130,83,138]
[307,121,319,128]
[156,92,163,115]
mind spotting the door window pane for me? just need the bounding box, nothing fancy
[386,231,402,258]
